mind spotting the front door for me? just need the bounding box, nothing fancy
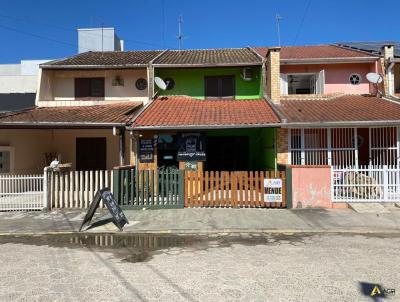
[205,136,249,171]
[76,137,107,171]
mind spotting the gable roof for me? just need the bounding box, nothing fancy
[41,51,164,69]
[253,45,376,62]
[152,48,262,66]
[0,102,142,128]
[336,41,400,58]
[132,95,279,129]
[276,94,400,126]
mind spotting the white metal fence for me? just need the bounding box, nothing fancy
[0,174,45,211]
[331,165,400,202]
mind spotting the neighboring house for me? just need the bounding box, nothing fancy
[336,42,400,96]
[0,51,165,173]
[252,44,400,168]
[0,59,50,112]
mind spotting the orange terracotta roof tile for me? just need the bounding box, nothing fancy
[253,45,375,60]
[0,102,143,126]
[277,95,400,124]
[133,96,279,128]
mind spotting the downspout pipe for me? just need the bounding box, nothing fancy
[387,62,395,95]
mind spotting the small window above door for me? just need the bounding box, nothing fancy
[204,76,235,99]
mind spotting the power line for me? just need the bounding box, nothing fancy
[0,12,172,49]
[293,0,312,45]
[0,23,80,50]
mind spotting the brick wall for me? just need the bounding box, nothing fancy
[277,128,288,165]
[266,47,281,103]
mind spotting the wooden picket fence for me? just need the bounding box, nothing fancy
[185,171,286,208]
[48,170,113,208]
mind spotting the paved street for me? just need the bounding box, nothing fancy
[0,232,399,301]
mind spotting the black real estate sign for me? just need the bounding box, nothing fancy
[79,188,129,232]
[177,133,206,161]
[139,138,155,163]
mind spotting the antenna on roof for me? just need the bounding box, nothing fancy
[275,14,283,46]
[177,15,185,50]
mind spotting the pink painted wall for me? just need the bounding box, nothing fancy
[281,63,376,94]
[290,166,332,208]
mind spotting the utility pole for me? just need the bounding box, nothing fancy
[276,14,282,46]
[177,15,184,50]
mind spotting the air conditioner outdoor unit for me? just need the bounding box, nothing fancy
[242,67,253,81]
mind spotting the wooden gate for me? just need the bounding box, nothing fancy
[185,171,286,208]
[113,167,184,209]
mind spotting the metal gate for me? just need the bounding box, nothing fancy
[0,174,46,211]
[113,167,184,209]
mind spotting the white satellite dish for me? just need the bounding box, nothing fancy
[154,77,167,90]
[366,73,383,84]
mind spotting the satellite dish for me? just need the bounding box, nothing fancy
[366,73,383,84]
[154,77,167,90]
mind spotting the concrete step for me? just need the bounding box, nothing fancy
[348,203,390,214]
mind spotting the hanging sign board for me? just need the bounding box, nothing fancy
[177,133,206,162]
[139,138,154,163]
[263,178,282,203]
[79,188,129,232]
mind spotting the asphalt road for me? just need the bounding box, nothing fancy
[0,232,398,302]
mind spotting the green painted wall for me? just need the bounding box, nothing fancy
[155,66,262,99]
[206,128,276,170]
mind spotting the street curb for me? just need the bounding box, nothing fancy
[0,228,400,236]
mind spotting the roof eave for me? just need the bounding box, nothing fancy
[152,62,262,68]
[41,64,148,70]
[128,123,279,131]
[280,57,379,65]
[281,120,400,128]
[0,121,126,128]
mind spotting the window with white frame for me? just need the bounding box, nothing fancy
[280,70,325,95]
[0,146,14,173]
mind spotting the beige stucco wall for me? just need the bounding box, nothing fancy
[0,129,53,174]
[0,129,131,174]
[37,69,149,107]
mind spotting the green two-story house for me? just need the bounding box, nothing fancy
[129,48,280,172]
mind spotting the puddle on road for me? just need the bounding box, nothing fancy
[0,233,314,263]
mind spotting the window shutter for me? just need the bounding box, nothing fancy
[316,70,325,94]
[280,73,288,95]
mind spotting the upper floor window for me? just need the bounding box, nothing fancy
[75,78,105,98]
[281,71,325,95]
[205,76,235,99]
[349,73,361,85]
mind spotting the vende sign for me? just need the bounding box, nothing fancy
[264,178,282,203]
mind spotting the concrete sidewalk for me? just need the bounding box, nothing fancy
[0,206,400,235]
